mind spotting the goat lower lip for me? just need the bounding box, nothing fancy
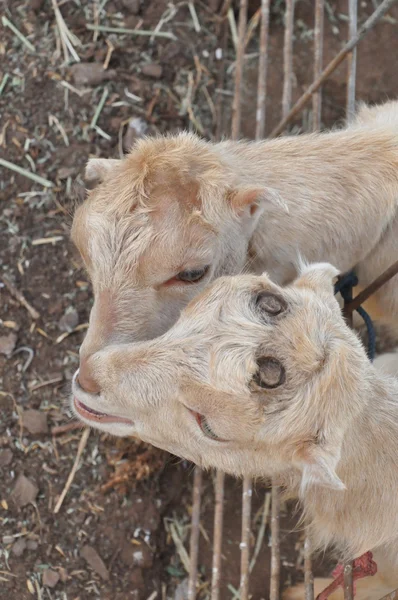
[74,398,134,425]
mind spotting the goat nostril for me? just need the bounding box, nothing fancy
[77,359,101,395]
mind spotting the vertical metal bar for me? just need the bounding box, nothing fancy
[188,466,203,600]
[255,0,271,139]
[239,476,252,600]
[346,0,358,121]
[304,536,314,600]
[231,0,248,139]
[343,561,354,600]
[270,485,281,600]
[282,0,296,120]
[312,0,324,130]
[211,471,225,600]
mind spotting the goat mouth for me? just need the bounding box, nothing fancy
[74,398,134,426]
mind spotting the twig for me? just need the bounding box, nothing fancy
[270,485,281,600]
[0,158,53,188]
[227,8,239,52]
[231,0,248,140]
[239,475,252,600]
[211,471,225,600]
[270,0,398,137]
[53,427,90,513]
[346,0,358,121]
[29,376,63,391]
[188,1,201,32]
[0,73,10,97]
[51,421,83,436]
[86,24,177,40]
[188,467,202,600]
[49,114,69,146]
[1,16,36,52]
[312,0,324,131]
[250,491,271,572]
[255,0,270,139]
[168,522,191,574]
[2,275,40,320]
[90,87,109,129]
[51,0,81,63]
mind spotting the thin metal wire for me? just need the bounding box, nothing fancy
[239,476,252,599]
[231,0,248,140]
[211,470,225,600]
[270,485,281,600]
[312,0,324,130]
[255,0,271,139]
[188,466,203,599]
[270,0,398,138]
[282,0,296,121]
[346,0,358,121]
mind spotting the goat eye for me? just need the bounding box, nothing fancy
[256,291,287,315]
[251,357,286,390]
[176,266,209,283]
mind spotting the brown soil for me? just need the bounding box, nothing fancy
[1,1,397,598]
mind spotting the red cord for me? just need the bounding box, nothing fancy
[316,551,377,600]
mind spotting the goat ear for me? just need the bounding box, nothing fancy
[85,158,120,188]
[294,261,340,295]
[228,187,288,218]
[297,442,345,493]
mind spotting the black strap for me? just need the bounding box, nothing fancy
[334,271,376,361]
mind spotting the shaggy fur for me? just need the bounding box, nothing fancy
[71,263,398,597]
[71,101,398,389]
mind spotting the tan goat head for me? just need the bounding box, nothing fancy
[71,262,370,491]
[71,133,284,391]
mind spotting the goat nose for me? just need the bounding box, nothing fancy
[77,357,101,395]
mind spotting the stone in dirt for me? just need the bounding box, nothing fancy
[141,63,163,79]
[81,545,109,581]
[0,448,13,468]
[22,409,48,435]
[70,63,117,87]
[58,307,79,332]
[42,568,60,588]
[12,538,27,557]
[121,0,140,14]
[12,474,39,508]
[0,333,17,356]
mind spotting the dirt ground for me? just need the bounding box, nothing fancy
[1,1,398,599]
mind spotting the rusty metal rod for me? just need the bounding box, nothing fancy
[343,561,354,600]
[346,0,358,121]
[211,470,225,600]
[269,0,398,138]
[255,0,270,139]
[312,0,324,130]
[304,536,314,600]
[270,485,281,600]
[345,260,398,315]
[231,0,248,139]
[188,466,203,599]
[282,0,296,120]
[239,476,252,599]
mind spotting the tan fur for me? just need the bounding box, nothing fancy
[71,101,398,385]
[71,263,398,597]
